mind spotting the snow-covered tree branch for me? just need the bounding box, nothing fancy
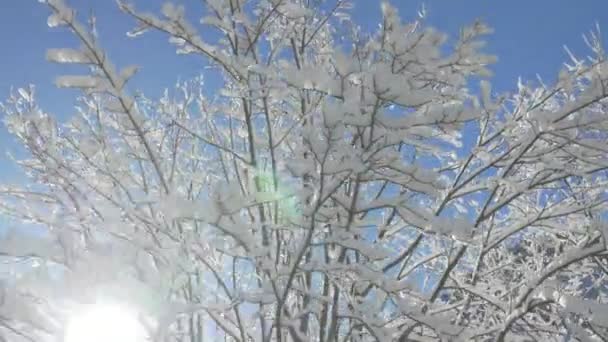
[1,0,607,341]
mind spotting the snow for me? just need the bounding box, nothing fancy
[46,48,91,64]
[558,295,608,325]
[1,0,608,341]
[55,75,101,89]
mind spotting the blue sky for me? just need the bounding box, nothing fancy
[0,0,606,180]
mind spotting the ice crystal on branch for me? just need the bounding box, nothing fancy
[1,1,608,341]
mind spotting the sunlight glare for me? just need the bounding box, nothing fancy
[65,303,144,342]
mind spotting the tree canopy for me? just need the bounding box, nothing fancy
[1,0,608,341]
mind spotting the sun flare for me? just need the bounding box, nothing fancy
[64,304,144,342]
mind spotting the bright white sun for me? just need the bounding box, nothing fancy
[64,304,144,342]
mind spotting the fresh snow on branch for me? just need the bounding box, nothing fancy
[0,0,607,341]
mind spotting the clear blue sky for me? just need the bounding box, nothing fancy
[0,0,606,179]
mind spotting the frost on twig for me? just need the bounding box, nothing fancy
[0,1,607,341]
